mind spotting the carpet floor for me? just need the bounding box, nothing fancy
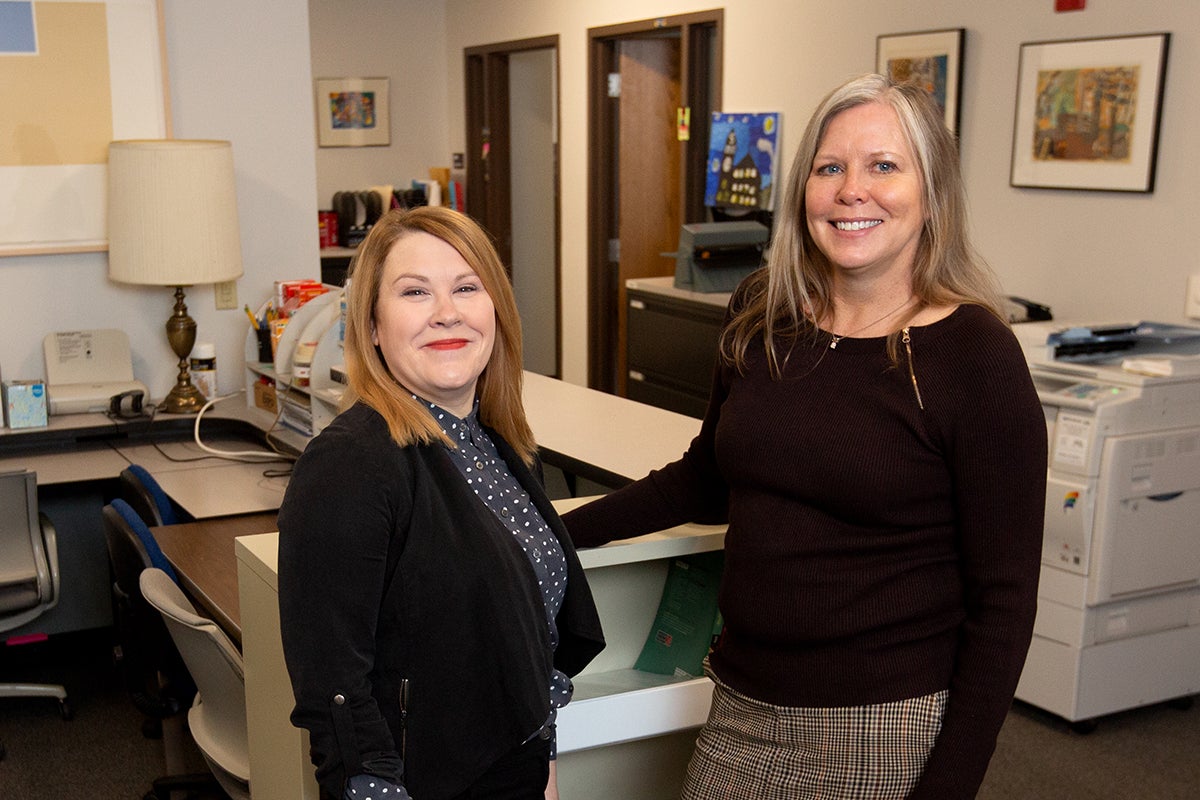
[3,628,1198,799]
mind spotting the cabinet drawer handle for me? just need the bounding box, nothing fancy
[628,370,645,382]
[629,299,646,310]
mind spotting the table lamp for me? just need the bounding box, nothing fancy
[107,139,243,414]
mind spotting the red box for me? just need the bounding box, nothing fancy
[318,210,338,248]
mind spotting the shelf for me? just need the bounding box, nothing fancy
[558,671,712,752]
[244,286,345,438]
[548,495,724,758]
[553,496,725,570]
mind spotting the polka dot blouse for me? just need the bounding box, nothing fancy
[423,401,573,734]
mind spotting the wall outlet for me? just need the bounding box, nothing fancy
[1187,275,1200,320]
[214,280,239,310]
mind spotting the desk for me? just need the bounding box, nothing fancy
[152,511,279,646]
[0,408,295,637]
[152,462,289,519]
[521,371,700,486]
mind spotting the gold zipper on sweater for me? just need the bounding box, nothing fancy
[902,327,924,410]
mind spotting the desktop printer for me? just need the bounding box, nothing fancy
[669,220,768,293]
[1012,320,1200,728]
[43,330,148,415]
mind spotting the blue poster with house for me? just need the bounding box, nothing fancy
[705,112,780,211]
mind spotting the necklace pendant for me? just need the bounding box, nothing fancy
[829,336,840,349]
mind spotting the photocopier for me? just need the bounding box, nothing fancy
[1013,321,1200,728]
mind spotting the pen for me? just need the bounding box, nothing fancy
[244,304,260,330]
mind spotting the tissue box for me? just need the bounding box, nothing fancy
[3,380,49,428]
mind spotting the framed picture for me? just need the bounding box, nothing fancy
[0,0,170,256]
[1010,33,1170,193]
[876,28,964,136]
[315,78,391,147]
[704,112,781,211]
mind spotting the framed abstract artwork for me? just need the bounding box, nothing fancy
[315,78,391,147]
[1010,33,1170,193]
[0,0,170,256]
[876,28,964,136]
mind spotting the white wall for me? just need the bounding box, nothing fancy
[308,0,450,211]
[441,0,1200,385]
[0,0,318,402]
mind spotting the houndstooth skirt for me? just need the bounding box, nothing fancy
[680,663,947,800]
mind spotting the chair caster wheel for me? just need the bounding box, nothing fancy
[1070,719,1097,735]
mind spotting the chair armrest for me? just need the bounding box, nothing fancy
[37,512,60,610]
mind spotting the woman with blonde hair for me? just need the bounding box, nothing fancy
[564,74,1046,798]
[279,206,604,800]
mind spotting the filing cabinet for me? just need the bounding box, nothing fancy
[625,277,729,418]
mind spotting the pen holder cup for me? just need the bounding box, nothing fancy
[255,327,273,363]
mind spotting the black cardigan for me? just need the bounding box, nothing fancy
[278,402,604,800]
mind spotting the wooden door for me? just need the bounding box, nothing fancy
[587,12,722,395]
[615,38,682,395]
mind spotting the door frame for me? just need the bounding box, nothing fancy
[587,10,723,393]
[465,35,562,376]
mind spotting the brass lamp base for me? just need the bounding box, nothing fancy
[159,285,207,414]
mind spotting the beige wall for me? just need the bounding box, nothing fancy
[440,0,1200,385]
[308,0,450,211]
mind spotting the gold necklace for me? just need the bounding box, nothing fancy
[828,296,915,349]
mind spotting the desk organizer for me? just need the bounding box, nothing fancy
[243,285,345,437]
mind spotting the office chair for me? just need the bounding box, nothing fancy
[119,464,184,527]
[101,500,219,799]
[0,470,70,763]
[141,567,251,800]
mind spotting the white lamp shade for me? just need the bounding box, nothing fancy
[107,139,244,286]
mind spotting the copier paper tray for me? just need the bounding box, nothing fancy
[1044,321,1200,362]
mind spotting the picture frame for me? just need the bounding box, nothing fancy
[315,78,391,147]
[876,28,964,136]
[704,112,781,211]
[1010,33,1170,193]
[0,0,170,256]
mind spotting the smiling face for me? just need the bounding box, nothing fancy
[370,231,496,417]
[805,101,926,283]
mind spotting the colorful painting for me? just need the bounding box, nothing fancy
[884,55,949,124]
[704,112,780,211]
[876,29,964,136]
[329,91,377,130]
[1031,66,1139,162]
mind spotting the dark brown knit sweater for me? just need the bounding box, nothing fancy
[563,303,1047,798]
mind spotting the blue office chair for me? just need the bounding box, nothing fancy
[119,465,185,528]
[0,470,71,762]
[101,500,218,799]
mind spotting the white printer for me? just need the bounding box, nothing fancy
[1013,321,1200,728]
[43,330,148,415]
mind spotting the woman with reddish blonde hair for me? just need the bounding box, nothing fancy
[280,207,604,800]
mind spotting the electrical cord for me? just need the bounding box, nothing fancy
[193,388,298,463]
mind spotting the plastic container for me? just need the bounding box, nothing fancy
[190,342,217,400]
[293,340,316,388]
